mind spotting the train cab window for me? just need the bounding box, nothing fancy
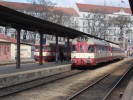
[35,46,39,50]
[88,45,94,53]
[72,45,77,52]
[80,45,85,52]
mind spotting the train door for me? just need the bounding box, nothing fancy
[77,42,86,59]
[95,45,99,63]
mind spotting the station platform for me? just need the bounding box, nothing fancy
[0,60,70,75]
[0,61,71,90]
[0,59,35,66]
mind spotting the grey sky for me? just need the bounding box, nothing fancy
[51,0,130,8]
[5,0,130,8]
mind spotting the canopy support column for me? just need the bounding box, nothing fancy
[16,28,21,69]
[67,37,70,62]
[39,33,43,65]
[55,35,58,63]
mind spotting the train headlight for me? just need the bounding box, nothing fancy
[71,59,76,63]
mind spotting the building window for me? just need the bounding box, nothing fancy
[118,38,120,41]
[83,21,85,26]
[88,14,90,18]
[83,28,85,32]
[8,47,10,52]
[83,14,85,17]
[4,47,7,55]
[114,38,116,41]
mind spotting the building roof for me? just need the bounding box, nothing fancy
[0,34,33,45]
[0,1,78,16]
[0,34,16,43]
[53,7,78,16]
[76,3,132,14]
[0,39,11,43]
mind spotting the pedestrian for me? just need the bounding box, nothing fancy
[59,49,64,63]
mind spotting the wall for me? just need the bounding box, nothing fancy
[11,43,16,60]
[20,44,31,59]
[0,43,11,61]
[11,43,32,60]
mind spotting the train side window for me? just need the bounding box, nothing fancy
[43,46,51,51]
[72,45,77,52]
[98,45,100,53]
[88,45,94,53]
[99,45,101,52]
[103,46,104,52]
[95,45,97,52]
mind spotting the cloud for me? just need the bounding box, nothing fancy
[74,0,84,3]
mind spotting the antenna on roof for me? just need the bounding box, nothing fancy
[104,0,106,6]
[120,0,125,9]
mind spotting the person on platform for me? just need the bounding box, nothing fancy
[59,48,64,63]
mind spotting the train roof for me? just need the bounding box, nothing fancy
[109,43,120,48]
[72,37,109,46]
[88,38,109,46]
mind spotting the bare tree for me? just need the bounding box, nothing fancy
[26,0,73,43]
[86,10,110,38]
[109,15,132,48]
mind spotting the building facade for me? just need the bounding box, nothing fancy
[0,1,133,50]
[0,39,11,62]
[73,3,133,49]
[0,34,32,61]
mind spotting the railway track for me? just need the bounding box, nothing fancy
[0,69,85,97]
[66,60,133,100]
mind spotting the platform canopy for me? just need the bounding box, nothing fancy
[0,5,98,39]
[129,0,133,14]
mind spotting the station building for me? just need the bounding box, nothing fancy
[0,34,32,62]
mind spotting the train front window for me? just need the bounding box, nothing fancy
[72,45,77,52]
[88,45,94,53]
[35,46,39,50]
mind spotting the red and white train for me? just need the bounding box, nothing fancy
[34,42,71,63]
[71,35,124,67]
